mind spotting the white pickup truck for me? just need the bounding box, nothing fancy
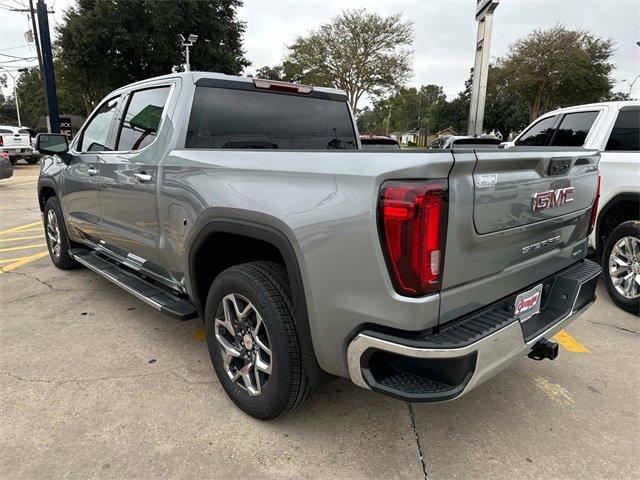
[502,101,640,314]
[0,125,39,165]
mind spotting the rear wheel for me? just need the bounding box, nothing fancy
[43,196,79,270]
[602,221,640,315]
[25,157,40,165]
[204,261,314,419]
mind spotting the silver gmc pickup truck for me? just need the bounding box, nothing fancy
[36,72,602,419]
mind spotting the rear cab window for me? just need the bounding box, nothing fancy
[605,107,640,151]
[549,111,599,146]
[186,86,357,149]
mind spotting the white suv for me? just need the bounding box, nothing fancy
[503,101,640,314]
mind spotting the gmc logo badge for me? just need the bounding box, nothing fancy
[531,187,574,212]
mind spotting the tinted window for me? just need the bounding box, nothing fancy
[361,142,401,151]
[550,111,598,146]
[605,108,640,151]
[80,96,120,152]
[0,129,12,133]
[427,137,448,149]
[516,116,557,146]
[186,87,356,149]
[117,87,170,151]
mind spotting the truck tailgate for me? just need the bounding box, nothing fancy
[439,148,599,324]
[1,133,30,150]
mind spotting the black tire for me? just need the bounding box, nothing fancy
[601,220,640,315]
[25,157,40,165]
[43,196,80,270]
[9,157,17,166]
[204,261,314,419]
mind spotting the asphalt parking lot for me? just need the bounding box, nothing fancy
[1,163,638,479]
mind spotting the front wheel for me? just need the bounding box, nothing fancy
[43,196,79,270]
[204,261,314,419]
[25,157,41,165]
[602,221,640,315]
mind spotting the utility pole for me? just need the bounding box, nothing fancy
[29,0,47,89]
[468,0,499,136]
[0,67,21,126]
[36,0,60,133]
[180,34,198,72]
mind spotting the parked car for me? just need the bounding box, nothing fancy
[37,72,601,419]
[0,125,39,165]
[427,135,502,149]
[502,101,639,314]
[360,134,401,150]
[0,151,13,180]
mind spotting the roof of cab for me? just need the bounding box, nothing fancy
[107,71,348,99]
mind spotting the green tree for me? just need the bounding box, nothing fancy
[356,84,446,135]
[497,25,615,122]
[56,0,249,112]
[259,9,413,111]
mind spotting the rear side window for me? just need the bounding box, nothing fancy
[605,108,640,151]
[0,129,12,133]
[550,111,598,146]
[515,116,557,146]
[117,86,171,151]
[79,96,120,152]
[186,87,357,149]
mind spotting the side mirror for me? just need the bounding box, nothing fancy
[36,133,69,155]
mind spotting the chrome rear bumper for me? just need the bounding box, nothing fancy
[346,259,601,402]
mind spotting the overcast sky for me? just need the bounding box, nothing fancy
[1,0,639,103]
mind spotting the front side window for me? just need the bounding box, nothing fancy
[186,87,357,149]
[516,115,557,146]
[80,96,120,152]
[550,111,598,146]
[117,86,171,151]
[605,108,640,151]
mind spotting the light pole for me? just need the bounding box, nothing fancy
[180,34,198,72]
[0,67,22,126]
[385,105,393,135]
[468,0,499,136]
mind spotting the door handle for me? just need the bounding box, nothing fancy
[133,172,152,183]
[87,166,98,176]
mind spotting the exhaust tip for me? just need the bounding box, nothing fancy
[528,338,559,361]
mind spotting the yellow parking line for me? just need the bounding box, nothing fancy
[3,180,37,187]
[193,325,206,342]
[0,243,47,253]
[0,221,42,236]
[0,250,49,273]
[554,330,590,353]
[0,235,43,243]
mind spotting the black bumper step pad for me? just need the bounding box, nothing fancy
[70,249,197,320]
[363,259,601,350]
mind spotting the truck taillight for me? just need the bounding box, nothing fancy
[378,180,448,296]
[588,175,601,236]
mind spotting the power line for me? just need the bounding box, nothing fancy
[0,52,37,60]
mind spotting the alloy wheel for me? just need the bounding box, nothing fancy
[214,293,272,396]
[46,209,62,258]
[608,235,640,300]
